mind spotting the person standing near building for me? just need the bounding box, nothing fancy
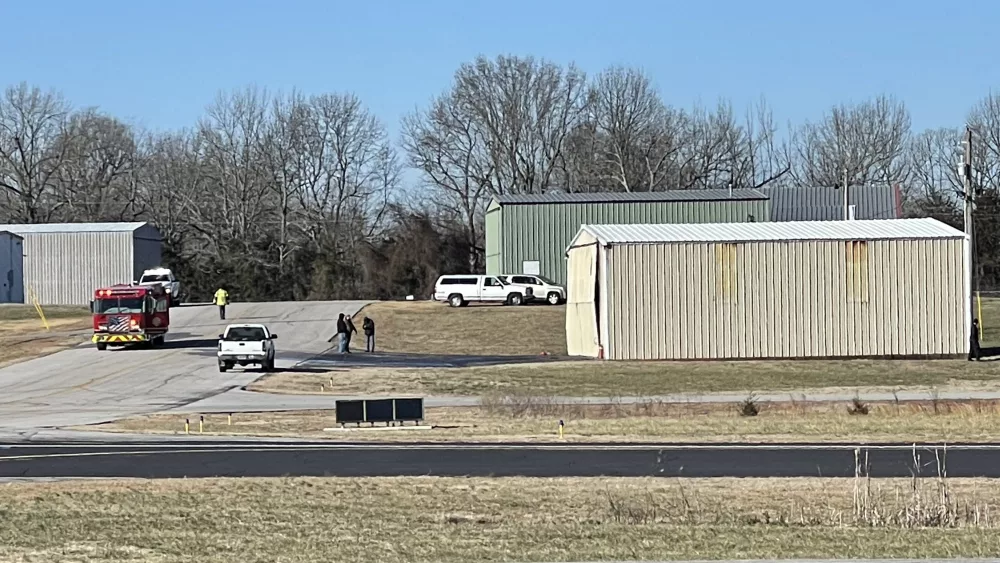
[214,287,229,320]
[362,316,375,353]
[969,318,982,361]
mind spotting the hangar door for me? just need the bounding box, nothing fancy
[566,240,601,357]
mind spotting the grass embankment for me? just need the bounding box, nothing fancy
[254,299,1000,398]
[91,397,1000,443]
[0,477,997,562]
[253,358,1000,398]
[0,305,91,368]
[357,300,566,356]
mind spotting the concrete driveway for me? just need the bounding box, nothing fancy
[0,301,367,431]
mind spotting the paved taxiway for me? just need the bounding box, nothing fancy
[0,441,997,479]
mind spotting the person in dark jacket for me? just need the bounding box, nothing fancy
[344,315,358,353]
[329,313,348,353]
[969,318,982,361]
[362,316,376,353]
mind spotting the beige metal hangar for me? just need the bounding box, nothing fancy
[565,218,969,360]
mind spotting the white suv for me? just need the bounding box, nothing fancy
[498,274,565,305]
[433,274,535,307]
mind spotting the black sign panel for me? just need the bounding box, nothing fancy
[394,398,424,421]
[335,400,364,424]
[364,399,394,422]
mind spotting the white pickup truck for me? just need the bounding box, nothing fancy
[433,274,535,307]
[217,323,277,372]
[138,267,182,306]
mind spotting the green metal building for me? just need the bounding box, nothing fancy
[484,189,771,287]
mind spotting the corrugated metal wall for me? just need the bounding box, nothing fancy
[499,199,771,286]
[21,232,136,305]
[0,233,24,304]
[600,238,965,360]
[132,224,164,280]
[485,205,501,275]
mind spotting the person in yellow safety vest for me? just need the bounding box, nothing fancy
[214,287,229,320]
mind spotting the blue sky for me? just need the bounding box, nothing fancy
[2,0,998,139]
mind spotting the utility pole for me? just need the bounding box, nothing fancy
[842,168,850,220]
[961,126,976,339]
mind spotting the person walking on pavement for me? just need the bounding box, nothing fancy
[969,318,982,361]
[362,316,376,353]
[344,315,358,353]
[214,287,229,320]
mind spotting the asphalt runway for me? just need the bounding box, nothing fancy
[0,301,368,430]
[1,441,998,479]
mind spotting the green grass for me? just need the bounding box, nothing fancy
[0,477,998,562]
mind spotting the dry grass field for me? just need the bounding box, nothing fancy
[0,305,91,368]
[356,300,566,356]
[0,476,997,562]
[89,397,1000,444]
[251,357,1000,398]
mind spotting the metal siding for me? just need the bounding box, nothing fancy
[485,206,501,275]
[0,232,24,303]
[501,198,770,287]
[21,232,135,305]
[131,226,164,282]
[581,217,963,245]
[603,237,965,359]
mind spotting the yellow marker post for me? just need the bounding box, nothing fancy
[228,413,232,426]
[29,288,50,331]
[558,419,565,439]
[978,291,984,340]
[184,418,189,435]
[199,415,204,434]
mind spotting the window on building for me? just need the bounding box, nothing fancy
[846,240,869,303]
[715,243,738,302]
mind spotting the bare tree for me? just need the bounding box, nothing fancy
[585,66,686,191]
[402,92,494,270]
[0,83,73,222]
[791,95,911,188]
[50,110,142,221]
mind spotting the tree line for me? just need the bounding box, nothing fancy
[2,54,999,300]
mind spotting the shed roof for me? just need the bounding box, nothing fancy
[493,188,768,205]
[0,222,150,234]
[759,185,903,221]
[0,230,23,240]
[569,218,964,249]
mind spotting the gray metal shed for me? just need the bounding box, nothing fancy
[0,231,24,304]
[0,222,163,305]
[759,185,903,221]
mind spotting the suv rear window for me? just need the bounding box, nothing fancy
[439,277,478,285]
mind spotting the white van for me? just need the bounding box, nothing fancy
[433,275,535,307]
[498,274,565,305]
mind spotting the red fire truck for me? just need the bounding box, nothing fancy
[91,284,171,350]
